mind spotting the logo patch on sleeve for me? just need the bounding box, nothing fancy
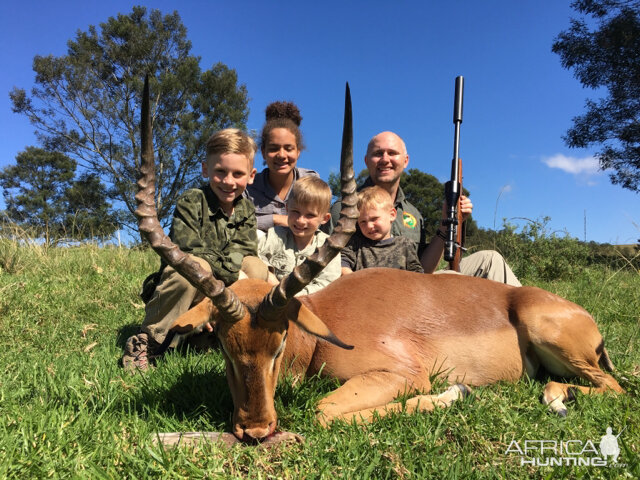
[402,212,417,229]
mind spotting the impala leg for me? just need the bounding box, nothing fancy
[542,369,624,416]
[317,371,471,426]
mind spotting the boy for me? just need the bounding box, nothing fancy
[341,186,423,274]
[258,175,340,296]
[123,128,267,372]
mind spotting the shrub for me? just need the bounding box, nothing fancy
[467,216,591,281]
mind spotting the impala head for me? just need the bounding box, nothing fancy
[136,77,357,441]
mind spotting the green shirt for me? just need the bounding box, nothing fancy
[168,184,258,285]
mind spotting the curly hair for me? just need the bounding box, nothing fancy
[260,101,305,153]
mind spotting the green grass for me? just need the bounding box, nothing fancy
[1,244,638,478]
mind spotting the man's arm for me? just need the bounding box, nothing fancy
[420,194,473,273]
[419,230,446,274]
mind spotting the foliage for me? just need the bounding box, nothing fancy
[0,147,118,244]
[63,172,121,240]
[552,0,640,192]
[400,168,477,239]
[0,241,638,478]
[10,6,249,231]
[328,167,477,239]
[327,168,369,197]
[0,147,74,244]
[469,216,594,281]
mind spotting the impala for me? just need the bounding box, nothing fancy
[136,78,623,442]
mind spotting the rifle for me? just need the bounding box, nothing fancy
[443,75,466,271]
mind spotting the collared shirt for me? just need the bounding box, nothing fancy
[328,177,429,255]
[258,226,341,296]
[168,184,258,286]
[245,167,319,231]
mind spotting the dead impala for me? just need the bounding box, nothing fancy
[136,78,623,442]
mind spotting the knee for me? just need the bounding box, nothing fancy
[241,255,270,281]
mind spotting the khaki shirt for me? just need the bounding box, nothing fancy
[258,226,341,296]
[168,185,258,286]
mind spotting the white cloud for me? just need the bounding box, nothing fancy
[542,154,600,175]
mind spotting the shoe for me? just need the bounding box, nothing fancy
[122,332,156,373]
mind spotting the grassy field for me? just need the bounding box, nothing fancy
[0,242,638,478]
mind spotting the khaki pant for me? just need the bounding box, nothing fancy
[141,256,270,346]
[436,250,521,287]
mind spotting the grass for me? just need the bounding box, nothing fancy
[1,243,638,478]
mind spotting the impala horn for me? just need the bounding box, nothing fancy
[135,75,245,322]
[259,83,358,321]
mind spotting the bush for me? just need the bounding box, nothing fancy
[467,216,591,281]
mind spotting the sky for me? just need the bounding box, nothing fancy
[0,0,638,245]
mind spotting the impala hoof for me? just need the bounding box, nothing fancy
[452,383,472,399]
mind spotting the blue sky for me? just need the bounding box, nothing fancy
[1,1,638,244]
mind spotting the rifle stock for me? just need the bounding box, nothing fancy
[443,76,465,271]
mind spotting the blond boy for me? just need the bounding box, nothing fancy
[258,175,341,296]
[123,128,268,371]
[341,186,423,274]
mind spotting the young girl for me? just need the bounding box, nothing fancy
[246,101,319,232]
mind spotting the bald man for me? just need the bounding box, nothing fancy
[328,131,520,285]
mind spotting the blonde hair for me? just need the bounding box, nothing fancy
[357,186,393,211]
[206,128,257,169]
[288,176,331,214]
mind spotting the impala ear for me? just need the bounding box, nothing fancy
[171,299,216,334]
[287,300,354,350]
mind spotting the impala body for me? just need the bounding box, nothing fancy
[173,267,622,440]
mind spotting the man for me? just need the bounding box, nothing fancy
[328,131,520,286]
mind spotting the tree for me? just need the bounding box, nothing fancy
[0,147,118,244]
[328,167,476,239]
[552,0,640,192]
[1,147,75,244]
[328,168,369,198]
[10,7,249,231]
[63,173,120,240]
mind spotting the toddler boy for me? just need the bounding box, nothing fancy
[123,128,267,372]
[341,186,423,274]
[258,175,341,296]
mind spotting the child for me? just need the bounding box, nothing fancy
[246,101,319,232]
[258,175,340,296]
[122,128,268,372]
[341,186,424,275]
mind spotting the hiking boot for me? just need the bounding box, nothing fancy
[122,332,158,373]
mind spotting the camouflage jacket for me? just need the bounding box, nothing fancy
[341,231,424,273]
[165,184,258,286]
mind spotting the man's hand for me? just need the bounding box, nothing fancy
[460,195,473,221]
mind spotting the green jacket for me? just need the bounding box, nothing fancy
[167,184,257,286]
